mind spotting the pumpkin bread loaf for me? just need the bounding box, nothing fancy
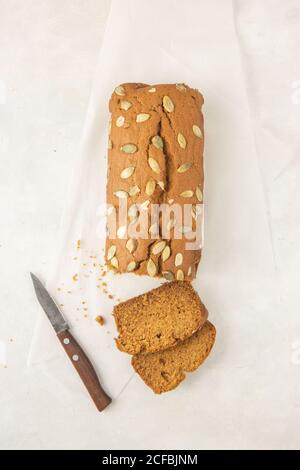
[106,83,204,281]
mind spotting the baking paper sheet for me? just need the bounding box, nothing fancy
[28,0,300,411]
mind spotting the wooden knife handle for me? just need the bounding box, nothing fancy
[57,330,111,412]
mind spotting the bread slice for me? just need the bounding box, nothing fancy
[132,321,216,394]
[113,281,208,355]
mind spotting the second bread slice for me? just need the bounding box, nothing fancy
[132,321,216,394]
[113,281,208,355]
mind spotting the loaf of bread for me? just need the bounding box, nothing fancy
[105,83,204,281]
[113,281,208,355]
[132,321,216,394]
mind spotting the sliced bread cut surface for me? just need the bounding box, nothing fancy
[113,281,208,355]
[132,321,216,394]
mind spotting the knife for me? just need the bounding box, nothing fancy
[30,273,111,411]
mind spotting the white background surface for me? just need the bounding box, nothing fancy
[1,0,300,450]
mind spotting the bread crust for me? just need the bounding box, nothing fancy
[106,83,204,281]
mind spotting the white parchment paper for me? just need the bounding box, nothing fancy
[28,0,300,416]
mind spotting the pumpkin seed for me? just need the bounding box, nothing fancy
[120,143,138,154]
[180,190,194,198]
[175,253,183,267]
[146,178,156,196]
[120,100,132,111]
[177,133,187,149]
[163,271,174,281]
[128,204,139,219]
[108,139,113,150]
[176,83,187,91]
[116,116,125,127]
[120,166,135,179]
[148,87,156,93]
[152,135,163,150]
[192,204,202,220]
[162,245,171,262]
[128,185,140,197]
[147,258,157,277]
[148,157,160,174]
[177,162,192,173]
[196,186,203,202]
[126,238,137,254]
[163,95,174,112]
[136,113,150,123]
[176,269,184,281]
[114,190,128,199]
[115,85,125,96]
[149,223,159,235]
[117,226,126,238]
[127,261,137,272]
[157,180,165,190]
[110,256,119,269]
[192,125,202,138]
[107,205,115,216]
[107,245,116,261]
[151,240,166,255]
[140,199,150,210]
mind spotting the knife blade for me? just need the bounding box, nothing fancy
[30,273,111,412]
[30,273,69,334]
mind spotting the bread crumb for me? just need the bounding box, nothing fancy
[108,294,114,300]
[72,273,78,282]
[76,240,81,249]
[95,315,105,326]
